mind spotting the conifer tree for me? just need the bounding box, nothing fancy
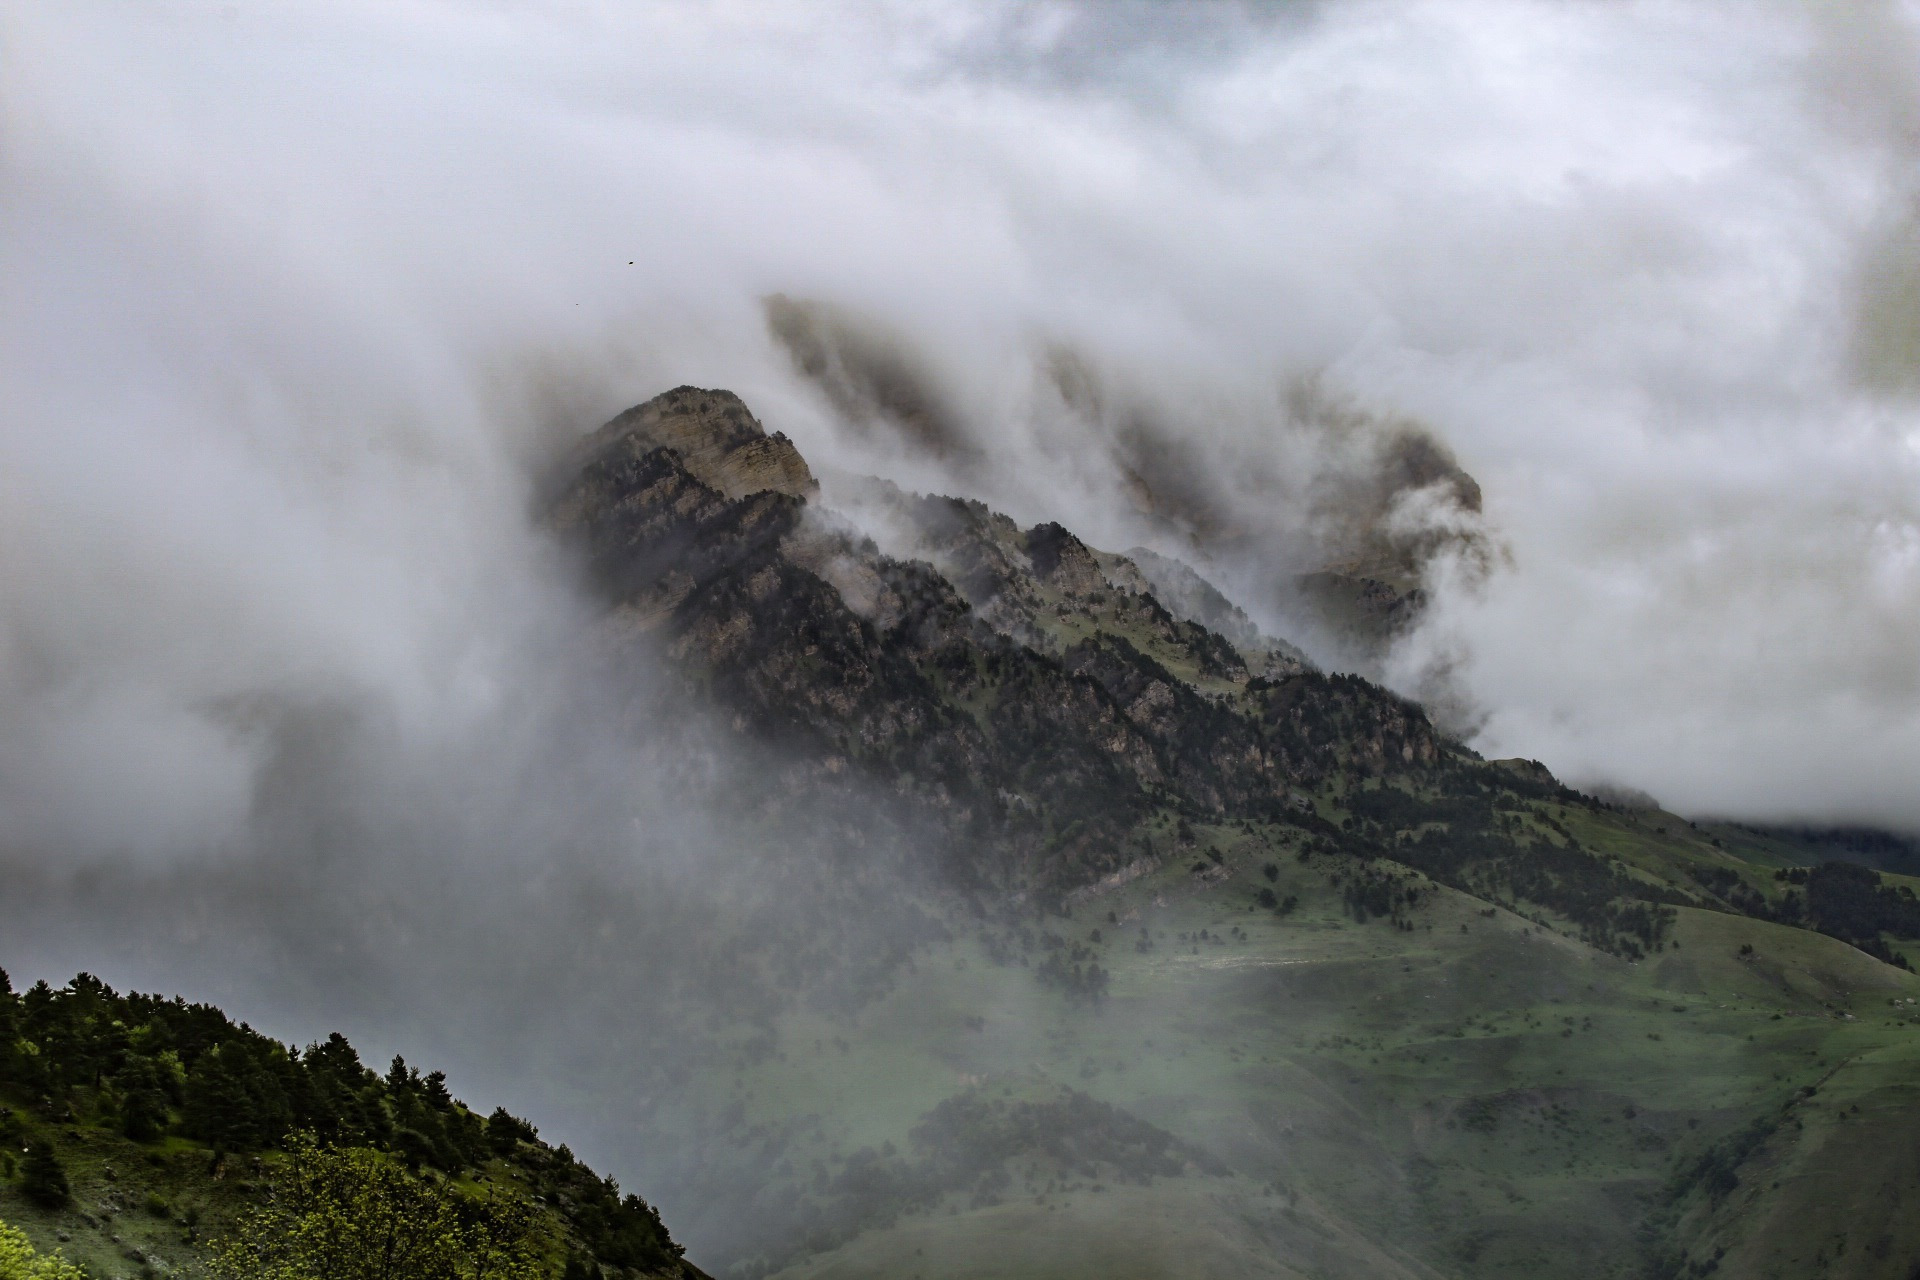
[19,1142,68,1209]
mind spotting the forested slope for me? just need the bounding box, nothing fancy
[0,970,697,1279]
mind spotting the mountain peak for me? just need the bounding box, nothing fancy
[573,385,817,501]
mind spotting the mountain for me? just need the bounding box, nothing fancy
[549,387,1757,955]
[538,387,1920,1280]
[554,387,1448,900]
[16,385,1918,1280]
[0,970,699,1280]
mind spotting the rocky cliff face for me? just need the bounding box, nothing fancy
[550,387,1447,894]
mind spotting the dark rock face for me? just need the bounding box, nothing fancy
[549,388,1446,895]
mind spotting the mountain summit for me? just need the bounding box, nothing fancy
[566,385,818,503]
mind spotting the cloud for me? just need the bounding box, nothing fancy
[765,294,982,467]
[4,0,1918,861]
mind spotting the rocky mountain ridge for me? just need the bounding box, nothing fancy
[548,390,1754,965]
[551,387,1920,963]
[551,387,1443,898]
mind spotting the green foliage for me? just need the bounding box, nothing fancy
[185,1039,293,1151]
[119,1059,171,1143]
[210,1134,542,1280]
[525,1145,682,1273]
[1339,866,1425,925]
[1033,933,1110,1007]
[0,1218,86,1280]
[485,1107,538,1157]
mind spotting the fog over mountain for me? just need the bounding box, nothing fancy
[7,1,1920,1267]
[9,2,1920,842]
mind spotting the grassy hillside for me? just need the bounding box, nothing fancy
[605,804,1920,1280]
[17,816,1912,1280]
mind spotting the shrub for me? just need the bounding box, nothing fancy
[0,1218,87,1280]
[211,1134,543,1280]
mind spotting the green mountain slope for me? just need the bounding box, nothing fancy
[621,822,1920,1280]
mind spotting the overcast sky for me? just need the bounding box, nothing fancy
[6,0,1920,854]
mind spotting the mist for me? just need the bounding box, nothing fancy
[7,0,1920,1269]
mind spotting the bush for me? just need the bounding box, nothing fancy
[0,1218,87,1280]
[211,1134,543,1280]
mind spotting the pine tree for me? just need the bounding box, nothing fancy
[19,1141,69,1209]
[121,1084,168,1143]
[0,969,15,1086]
